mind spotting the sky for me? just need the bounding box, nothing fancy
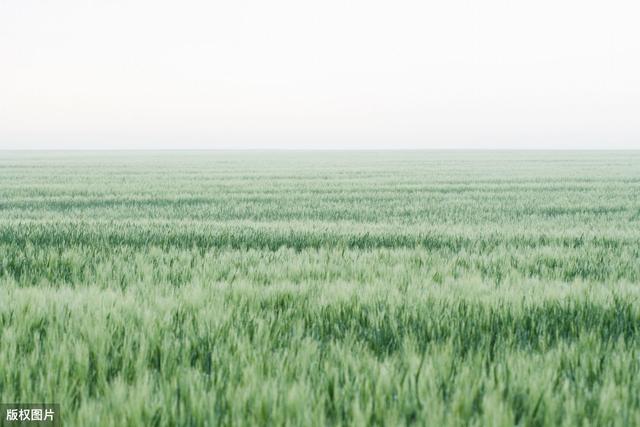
[1,0,639,149]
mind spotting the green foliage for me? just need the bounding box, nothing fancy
[1,150,639,426]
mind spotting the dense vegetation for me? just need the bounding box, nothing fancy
[1,151,639,426]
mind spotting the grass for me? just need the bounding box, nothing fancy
[1,150,639,426]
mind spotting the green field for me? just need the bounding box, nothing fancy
[1,151,640,426]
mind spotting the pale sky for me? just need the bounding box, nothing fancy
[1,0,639,149]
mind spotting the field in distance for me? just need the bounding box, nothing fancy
[1,150,640,426]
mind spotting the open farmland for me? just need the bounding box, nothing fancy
[1,150,640,426]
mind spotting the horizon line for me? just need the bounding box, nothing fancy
[2,148,640,152]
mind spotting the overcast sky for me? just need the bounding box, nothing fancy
[1,0,639,149]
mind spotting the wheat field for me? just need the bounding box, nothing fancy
[1,150,640,426]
